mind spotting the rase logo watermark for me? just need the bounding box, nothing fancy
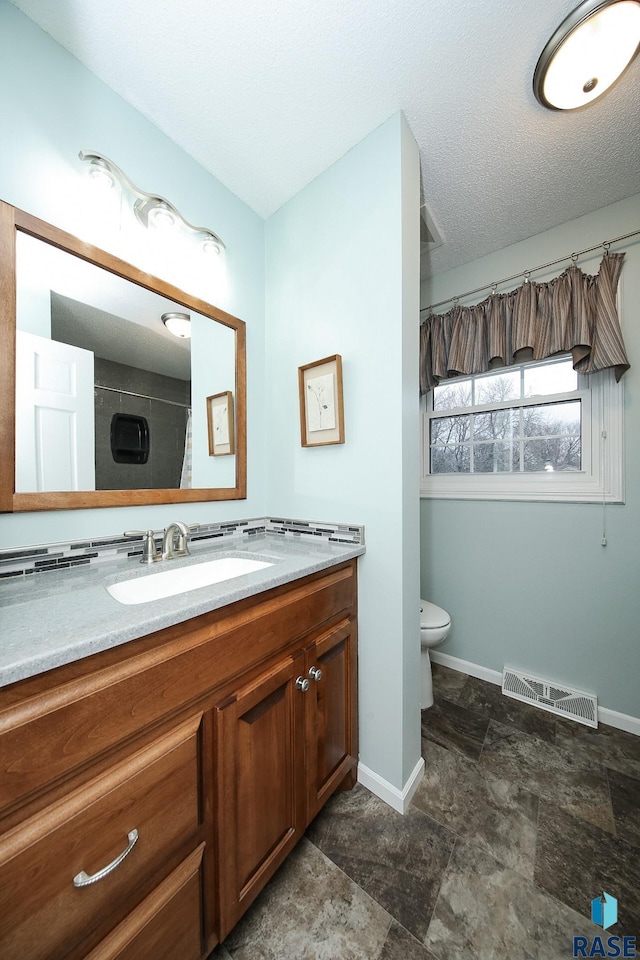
[592,894,619,931]
[572,892,636,958]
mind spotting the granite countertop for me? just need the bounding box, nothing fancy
[0,534,365,689]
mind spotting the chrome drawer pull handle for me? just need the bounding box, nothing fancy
[295,676,310,692]
[73,828,139,888]
[308,665,323,682]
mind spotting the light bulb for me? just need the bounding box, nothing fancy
[87,161,115,191]
[201,237,222,256]
[148,202,177,231]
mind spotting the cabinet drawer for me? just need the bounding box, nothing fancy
[0,713,202,960]
[83,845,206,960]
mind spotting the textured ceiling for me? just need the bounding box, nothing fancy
[10,0,640,278]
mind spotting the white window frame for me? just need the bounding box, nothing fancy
[420,361,624,503]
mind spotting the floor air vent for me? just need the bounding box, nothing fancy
[502,667,598,728]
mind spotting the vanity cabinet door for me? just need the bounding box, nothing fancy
[215,652,306,939]
[305,618,358,822]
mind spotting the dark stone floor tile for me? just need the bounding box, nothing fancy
[421,695,490,762]
[211,691,638,959]
[480,720,615,832]
[608,767,640,846]
[223,838,391,960]
[306,783,455,942]
[208,946,233,960]
[556,720,640,781]
[535,800,640,938]
[425,839,599,960]
[430,662,467,702]
[457,674,557,743]
[378,921,439,960]
[413,738,538,878]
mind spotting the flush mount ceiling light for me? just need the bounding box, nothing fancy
[79,150,226,255]
[533,0,640,109]
[162,312,192,339]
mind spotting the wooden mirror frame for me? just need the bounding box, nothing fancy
[0,200,246,512]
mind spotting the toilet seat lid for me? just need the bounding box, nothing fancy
[420,600,450,629]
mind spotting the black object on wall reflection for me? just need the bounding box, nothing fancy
[95,358,190,490]
[110,413,150,464]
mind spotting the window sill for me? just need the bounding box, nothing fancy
[420,474,624,503]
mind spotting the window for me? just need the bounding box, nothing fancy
[420,355,624,502]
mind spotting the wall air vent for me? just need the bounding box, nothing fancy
[502,667,598,728]
[420,204,443,251]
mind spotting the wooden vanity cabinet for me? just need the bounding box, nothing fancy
[215,614,357,938]
[215,651,307,937]
[0,558,358,959]
[305,616,357,822]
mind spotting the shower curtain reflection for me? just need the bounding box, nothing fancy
[180,410,193,489]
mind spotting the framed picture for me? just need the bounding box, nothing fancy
[298,354,345,447]
[206,391,235,456]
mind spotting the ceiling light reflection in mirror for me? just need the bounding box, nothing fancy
[15,233,236,494]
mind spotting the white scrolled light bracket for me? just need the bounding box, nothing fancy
[79,150,226,255]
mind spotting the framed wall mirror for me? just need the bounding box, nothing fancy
[0,200,246,512]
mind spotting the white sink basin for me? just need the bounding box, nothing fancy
[107,557,273,605]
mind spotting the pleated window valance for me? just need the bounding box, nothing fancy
[419,252,629,395]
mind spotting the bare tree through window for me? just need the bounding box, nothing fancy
[429,359,581,475]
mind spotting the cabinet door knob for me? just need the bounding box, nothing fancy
[295,676,310,692]
[308,665,323,682]
[73,828,139,887]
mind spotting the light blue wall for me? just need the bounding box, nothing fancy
[0,0,266,548]
[420,195,640,719]
[0,3,423,795]
[265,113,422,791]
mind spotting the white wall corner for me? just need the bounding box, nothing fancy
[357,755,425,814]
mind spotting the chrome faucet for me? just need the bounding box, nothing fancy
[162,521,197,560]
[124,522,199,563]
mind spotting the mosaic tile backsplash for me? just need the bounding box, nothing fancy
[0,517,364,580]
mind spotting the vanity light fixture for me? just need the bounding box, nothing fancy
[79,150,226,255]
[138,199,178,232]
[533,0,640,109]
[201,237,223,257]
[162,312,192,339]
[85,156,116,191]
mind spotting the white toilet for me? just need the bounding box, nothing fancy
[420,600,451,708]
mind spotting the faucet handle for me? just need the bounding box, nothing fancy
[124,529,161,564]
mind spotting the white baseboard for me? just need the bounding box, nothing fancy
[598,706,640,736]
[430,650,501,685]
[357,755,425,814]
[430,651,640,737]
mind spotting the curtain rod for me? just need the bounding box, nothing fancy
[420,228,640,315]
[95,384,191,410]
